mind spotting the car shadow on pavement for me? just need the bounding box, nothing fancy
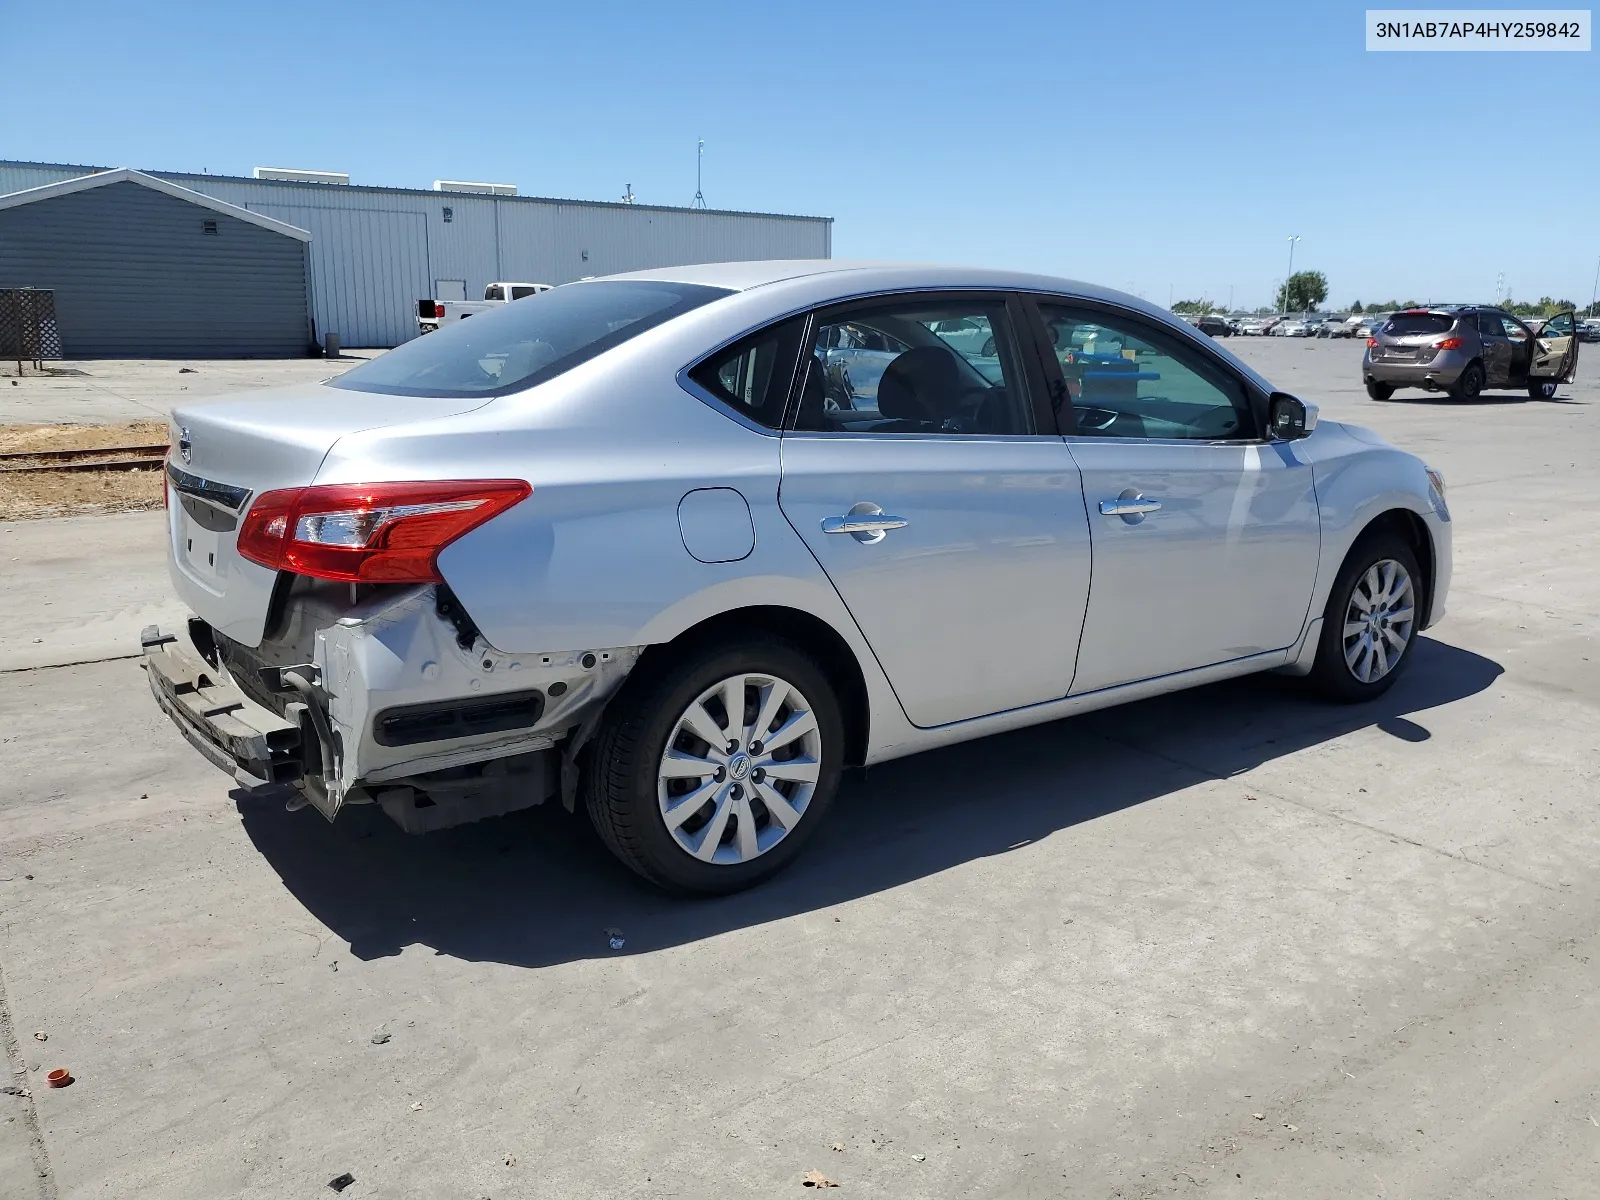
[236,636,1502,969]
[1386,391,1587,406]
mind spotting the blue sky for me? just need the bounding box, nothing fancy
[9,0,1598,309]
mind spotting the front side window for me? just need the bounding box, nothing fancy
[686,318,806,430]
[1541,312,1575,337]
[793,298,1031,435]
[331,281,729,398]
[1497,314,1530,342]
[1036,303,1253,440]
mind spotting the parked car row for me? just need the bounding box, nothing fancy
[1220,313,1395,338]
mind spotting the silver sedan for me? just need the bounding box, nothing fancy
[146,262,1452,893]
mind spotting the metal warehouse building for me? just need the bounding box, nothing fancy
[0,159,832,354]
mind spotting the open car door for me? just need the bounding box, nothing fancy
[1528,310,1579,398]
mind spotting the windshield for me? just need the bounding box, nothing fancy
[1383,313,1454,336]
[331,281,730,397]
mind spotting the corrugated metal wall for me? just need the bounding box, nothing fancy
[0,181,309,357]
[0,161,832,350]
[249,204,431,348]
[0,162,95,192]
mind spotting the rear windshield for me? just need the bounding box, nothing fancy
[1383,313,1454,336]
[331,281,730,398]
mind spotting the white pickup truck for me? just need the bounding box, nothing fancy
[416,281,553,334]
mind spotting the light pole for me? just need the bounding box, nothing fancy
[1589,254,1599,317]
[1284,235,1301,312]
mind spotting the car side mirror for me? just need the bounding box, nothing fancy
[1268,392,1318,440]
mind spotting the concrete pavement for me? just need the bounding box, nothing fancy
[1,339,1596,1198]
[0,354,376,425]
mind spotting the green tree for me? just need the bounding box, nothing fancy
[1350,300,1365,314]
[1275,270,1329,312]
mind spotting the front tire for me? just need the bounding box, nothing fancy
[1307,533,1423,703]
[1528,378,1559,400]
[1365,380,1395,401]
[1448,360,1484,401]
[584,638,844,894]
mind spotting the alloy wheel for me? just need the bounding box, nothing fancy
[656,673,822,865]
[1342,559,1416,684]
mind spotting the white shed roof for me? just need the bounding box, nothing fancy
[0,168,312,241]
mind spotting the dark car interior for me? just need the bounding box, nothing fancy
[793,310,1028,435]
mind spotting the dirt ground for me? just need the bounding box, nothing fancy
[0,421,168,520]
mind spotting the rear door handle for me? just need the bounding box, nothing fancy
[821,515,909,535]
[821,503,908,545]
[1099,497,1162,516]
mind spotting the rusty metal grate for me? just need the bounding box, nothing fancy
[0,287,64,367]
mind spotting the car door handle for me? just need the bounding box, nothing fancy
[821,514,909,535]
[1098,497,1162,516]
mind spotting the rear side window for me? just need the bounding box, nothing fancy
[510,285,543,300]
[331,281,730,398]
[686,318,806,430]
[484,284,506,301]
[1384,313,1454,336]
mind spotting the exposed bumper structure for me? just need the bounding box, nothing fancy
[141,584,643,830]
[141,627,305,788]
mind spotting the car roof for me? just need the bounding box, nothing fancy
[597,259,1152,308]
[593,259,1281,400]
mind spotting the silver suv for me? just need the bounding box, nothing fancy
[1363,306,1581,401]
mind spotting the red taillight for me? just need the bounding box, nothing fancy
[237,480,531,583]
[1367,337,1378,347]
[1434,337,1464,350]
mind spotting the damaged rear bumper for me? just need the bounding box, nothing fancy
[140,584,643,829]
[141,626,305,788]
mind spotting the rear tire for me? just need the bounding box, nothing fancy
[583,637,844,895]
[1307,533,1424,703]
[1448,361,1484,401]
[1365,381,1395,401]
[1528,378,1559,400]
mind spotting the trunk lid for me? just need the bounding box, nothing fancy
[166,384,492,646]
